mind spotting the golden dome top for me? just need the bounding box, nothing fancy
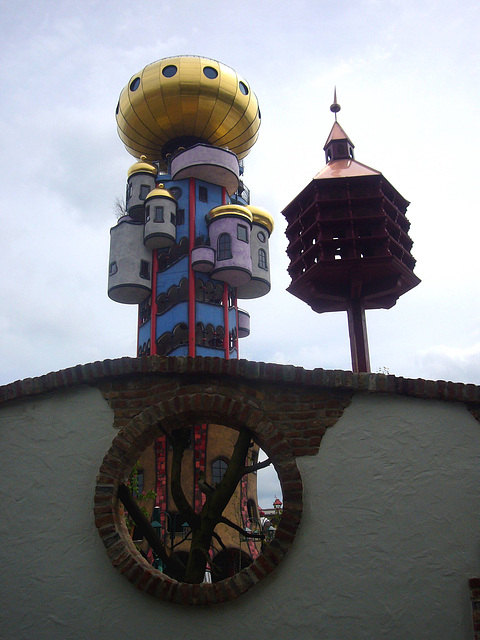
[127,155,158,178]
[206,204,253,224]
[116,56,260,165]
[145,183,176,202]
[246,205,274,235]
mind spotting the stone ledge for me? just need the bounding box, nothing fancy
[2,355,480,407]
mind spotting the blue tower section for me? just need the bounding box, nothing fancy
[107,56,274,360]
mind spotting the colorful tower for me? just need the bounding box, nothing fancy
[282,93,420,372]
[107,56,274,360]
[107,56,273,579]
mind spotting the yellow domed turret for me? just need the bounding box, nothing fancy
[127,155,157,178]
[246,205,274,235]
[116,56,261,165]
[206,204,253,224]
[145,183,176,202]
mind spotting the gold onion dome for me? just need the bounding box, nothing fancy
[207,204,253,223]
[246,205,274,234]
[145,183,176,201]
[127,155,157,177]
[116,55,261,165]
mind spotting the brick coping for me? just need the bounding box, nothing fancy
[1,355,480,407]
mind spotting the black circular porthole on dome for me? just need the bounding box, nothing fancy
[116,101,119,115]
[162,65,178,78]
[203,66,218,79]
[130,77,140,92]
[239,81,249,96]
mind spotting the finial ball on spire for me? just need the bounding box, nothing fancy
[330,87,341,115]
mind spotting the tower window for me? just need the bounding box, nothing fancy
[239,81,249,95]
[129,77,140,92]
[237,224,248,242]
[218,233,232,260]
[140,185,150,201]
[162,64,177,78]
[212,458,229,485]
[203,66,218,79]
[170,187,182,200]
[170,212,176,225]
[126,182,132,202]
[176,209,185,225]
[247,499,258,520]
[145,205,150,222]
[257,231,266,243]
[109,261,118,276]
[140,260,150,280]
[199,186,208,202]
[258,248,267,270]
[154,206,164,222]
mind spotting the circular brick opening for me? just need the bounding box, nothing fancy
[94,391,302,605]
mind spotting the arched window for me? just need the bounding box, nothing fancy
[218,233,232,260]
[258,248,267,270]
[247,499,258,520]
[212,458,229,485]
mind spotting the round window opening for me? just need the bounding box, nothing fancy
[95,395,302,605]
[130,77,140,92]
[203,66,218,79]
[162,65,178,78]
[239,81,249,95]
[169,186,182,200]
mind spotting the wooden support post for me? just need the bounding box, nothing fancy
[347,299,371,373]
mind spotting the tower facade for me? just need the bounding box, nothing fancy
[107,56,273,579]
[107,56,274,360]
[282,96,419,372]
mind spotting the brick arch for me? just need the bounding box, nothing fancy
[94,390,302,605]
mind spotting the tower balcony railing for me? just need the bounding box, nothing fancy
[230,181,250,205]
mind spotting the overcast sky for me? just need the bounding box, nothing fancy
[1,0,479,504]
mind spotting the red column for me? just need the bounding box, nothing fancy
[188,178,196,357]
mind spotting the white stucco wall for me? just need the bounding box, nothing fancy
[0,388,478,639]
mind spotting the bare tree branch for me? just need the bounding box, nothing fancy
[239,457,272,477]
[219,515,264,539]
[212,530,227,551]
[170,428,197,527]
[113,196,127,219]
[117,483,186,580]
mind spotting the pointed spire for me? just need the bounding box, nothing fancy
[324,90,355,163]
[330,87,341,121]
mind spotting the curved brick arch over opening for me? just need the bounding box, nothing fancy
[94,391,302,605]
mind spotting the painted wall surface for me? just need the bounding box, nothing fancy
[0,388,478,639]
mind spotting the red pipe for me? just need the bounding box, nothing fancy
[188,178,196,357]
